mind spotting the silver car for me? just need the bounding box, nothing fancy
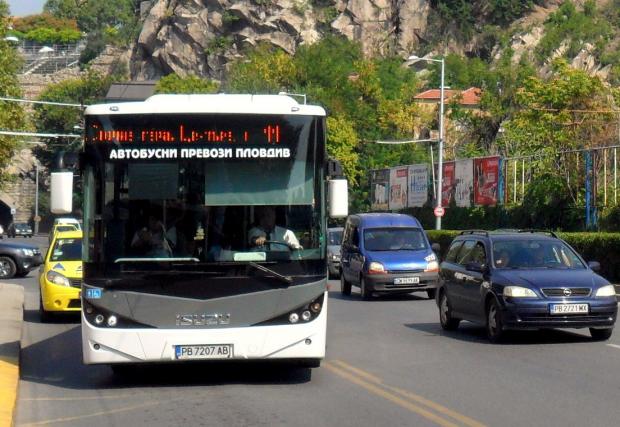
[327,227,343,279]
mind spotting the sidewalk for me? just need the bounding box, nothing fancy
[0,283,24,427]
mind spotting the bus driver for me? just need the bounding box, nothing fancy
[248,206,301,251]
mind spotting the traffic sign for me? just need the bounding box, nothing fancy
[434,206,445,217]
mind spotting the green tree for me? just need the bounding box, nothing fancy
[503,59,611,204]
[155,74,219,94]
[0,0,27,186]
[33,70,113,168]
[227,43,298,93]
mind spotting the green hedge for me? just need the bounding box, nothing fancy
[426,230,620,283]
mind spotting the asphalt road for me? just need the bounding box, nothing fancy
[8,235,620,427]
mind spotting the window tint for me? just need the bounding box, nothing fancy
[51,238,82,262]
[463,242,487,266]
[455,240,477,265]
[328,230,343,245]
[445,241,464,263]
[352,227,360,246]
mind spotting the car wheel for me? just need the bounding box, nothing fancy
[360,277,372,301]
[340,273,351,296]
[590,328,613,341]
[426,289,436,300]
[486,298,505,343]
[39,294,52,323]
[0,256,17,279]
[439,292,460,330]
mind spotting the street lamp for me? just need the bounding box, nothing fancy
[407,55,445,230]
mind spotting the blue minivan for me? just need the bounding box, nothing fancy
[340,213,439,300]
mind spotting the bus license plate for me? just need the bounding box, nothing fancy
[175,344,233,360]
[549,304,589,315]
[394,277,420,285]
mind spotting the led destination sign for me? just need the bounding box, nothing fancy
[84,114,315,160]
[87,122,282,145]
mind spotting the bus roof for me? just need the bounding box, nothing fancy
[85,94,326,117]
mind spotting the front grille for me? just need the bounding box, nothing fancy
[70,279,82,288]
[541,288,591,298]
[67,299,81,308]
[388,269,424,274]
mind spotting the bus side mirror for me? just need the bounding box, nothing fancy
[329,179,348,218]
[50,172,73,214]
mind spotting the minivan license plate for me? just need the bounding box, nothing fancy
[175,344,233,360]
[549,304,588,315]
[394,277,420,285]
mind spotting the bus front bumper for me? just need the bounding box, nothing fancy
[81,294,328,365]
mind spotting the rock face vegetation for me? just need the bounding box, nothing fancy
[6,0,620,230]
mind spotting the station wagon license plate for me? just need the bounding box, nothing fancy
[549,304,589,315]
[394,277,420,285]
[175,344,233,360]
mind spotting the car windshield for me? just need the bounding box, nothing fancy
[364,228,428,251]
[56,225,77,233]
[50,238,82,262]
[492,239,586,269]
[328,230,342,245]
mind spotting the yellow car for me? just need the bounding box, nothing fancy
[39,230,83,321]
[48,223,79,244]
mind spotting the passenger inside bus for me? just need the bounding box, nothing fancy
[130,214,173,257]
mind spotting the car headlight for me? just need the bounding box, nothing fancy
[424,260,439,272]
[368,261,385,274]
[595,285,616,297]
[46,270,71,287]
[22,249,34,256]
[503,286,538,298]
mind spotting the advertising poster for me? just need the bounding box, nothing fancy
[454,159,473,207]
[440,161,455,207]
[474,156,500,206]
[407,164,428,207]
[389,166,408,210]
[370,169,389,211]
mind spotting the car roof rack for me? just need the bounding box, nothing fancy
[459,230,489,236]
[517,229,558,238]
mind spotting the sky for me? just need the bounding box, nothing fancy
[7,0,45,17]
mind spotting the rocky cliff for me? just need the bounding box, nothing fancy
[130,0,432,80]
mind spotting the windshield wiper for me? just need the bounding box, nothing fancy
[248,262,293,285]
[114,257,200,263]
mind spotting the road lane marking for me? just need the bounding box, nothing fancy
[0,357,19,427]
[331,359,383,383]
[331,360,486,427]
[607,344,620,350]
[21,394,144,401]
[18,400,167,426]
[324,362,461,427]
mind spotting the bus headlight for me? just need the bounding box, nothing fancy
[46,270,71,287]
[289,313,299,323]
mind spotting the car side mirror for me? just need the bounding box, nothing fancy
[588,261,601,272]
[465,261,486,273]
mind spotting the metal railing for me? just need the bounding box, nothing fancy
[17,42,85,75]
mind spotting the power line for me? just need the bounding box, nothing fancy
[0,130,81,138]
[0,96,85,108]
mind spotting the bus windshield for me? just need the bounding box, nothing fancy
[84,113,324,265]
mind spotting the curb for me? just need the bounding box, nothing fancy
[0,283,24,427]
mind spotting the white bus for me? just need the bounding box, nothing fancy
[52,94,348,370]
